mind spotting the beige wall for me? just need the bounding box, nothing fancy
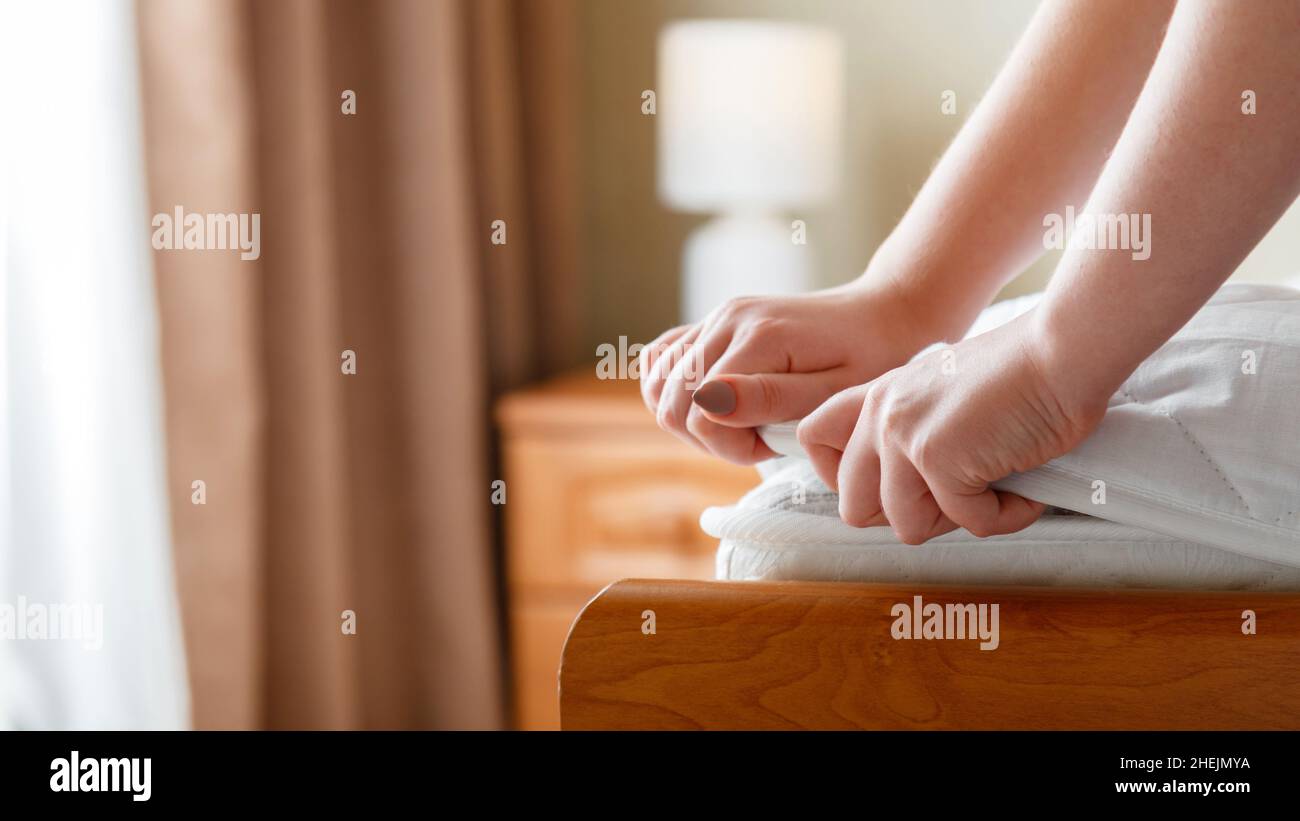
[579,0,1300,353]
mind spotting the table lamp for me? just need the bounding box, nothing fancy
[658,20,844,323]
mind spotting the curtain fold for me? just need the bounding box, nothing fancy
[136,0,579,729]
[136,0,266,730]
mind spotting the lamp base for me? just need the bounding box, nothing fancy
[681,213,812,324]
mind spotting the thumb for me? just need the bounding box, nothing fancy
[692,371,843,427]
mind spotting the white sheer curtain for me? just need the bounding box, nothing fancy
[0,0,189,729]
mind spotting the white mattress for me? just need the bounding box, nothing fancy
[703,279,1300,590]
[707,459,1300,589]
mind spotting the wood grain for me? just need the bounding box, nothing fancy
[560,579,1300,729]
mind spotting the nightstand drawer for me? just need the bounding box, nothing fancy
[503,432,757,589]
[495,370,762,729]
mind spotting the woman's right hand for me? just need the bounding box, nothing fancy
[639,278,948,464]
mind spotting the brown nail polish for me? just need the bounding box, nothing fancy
[692,381,736,415]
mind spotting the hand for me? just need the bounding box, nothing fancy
[639,281,946,464]
[795,312,1108,544]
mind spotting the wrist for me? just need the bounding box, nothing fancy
[1024,302,1123,428]
[852,245,971,349]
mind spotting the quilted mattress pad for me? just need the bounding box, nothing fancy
[703,281,1300,587]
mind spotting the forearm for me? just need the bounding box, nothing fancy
[861,0,1175,340]
[1035,0,1300,411]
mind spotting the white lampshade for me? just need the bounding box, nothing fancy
[657,20,844,212]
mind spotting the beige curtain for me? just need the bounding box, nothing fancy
[135,0,579,729]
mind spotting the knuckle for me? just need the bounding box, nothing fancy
[841,510,872,529]
[877,405,898,436]
[642,374,664,406]
[648,349,673,382]
[737,314,784,343]
[878,410,910,446]
[893,526,927,546]
[721,295,755,317]
[641,358,662,384]
[911,439,941,474]
[862,383,885,414]
[875,396,917,445]
[753,374,781,415]
[839,498,876,529]
[962,517,997,539]
[655,404,681,433]
[681,348,707,388]
[664,345,693,380]
[796,417,821,449]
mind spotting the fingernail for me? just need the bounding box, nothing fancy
[692,380,736,415]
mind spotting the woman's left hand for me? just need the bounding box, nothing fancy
[795,313,1109,544]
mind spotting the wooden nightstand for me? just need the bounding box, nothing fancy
[495,370,759,729]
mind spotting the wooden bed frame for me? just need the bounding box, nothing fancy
[560,579,1300,729]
